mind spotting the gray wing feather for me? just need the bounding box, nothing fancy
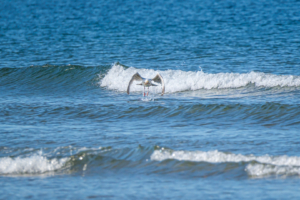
[152,73,165,96]
[127,73,143,94]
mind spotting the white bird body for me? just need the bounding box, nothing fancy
[127,73,165,96]
[136,79,157,87]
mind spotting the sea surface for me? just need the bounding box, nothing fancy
[1,0,300,199]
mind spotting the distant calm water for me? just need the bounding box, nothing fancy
[1,0,300,199]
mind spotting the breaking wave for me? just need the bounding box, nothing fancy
[2,145,300,178]
[151,149,300,178]
[101,64,300,93]
[0,154,69,175]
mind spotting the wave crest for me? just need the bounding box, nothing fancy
[101,64,300,93]
[0,154,69,175]
[151,149,300,178]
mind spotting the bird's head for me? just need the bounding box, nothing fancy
[145,79,149,85]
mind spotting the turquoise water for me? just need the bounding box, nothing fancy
[1,0,300,199]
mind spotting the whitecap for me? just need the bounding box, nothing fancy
[100,64,300,94]
[0,154,68,175]
[151,149,300,178]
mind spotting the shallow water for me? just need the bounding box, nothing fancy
[1,0,300,199]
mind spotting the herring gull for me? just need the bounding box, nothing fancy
[127,73,165,96]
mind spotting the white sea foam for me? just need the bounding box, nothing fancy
[151,149,300,177]
[246,163,300,177]
[0,154,68,175]
[100,64,300,93]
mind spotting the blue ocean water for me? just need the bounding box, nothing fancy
[1,0,300,199]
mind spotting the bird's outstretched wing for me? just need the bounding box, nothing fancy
[127,73,143,94]
[152,73,165,96]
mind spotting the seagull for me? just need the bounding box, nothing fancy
[127,72,165,96]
